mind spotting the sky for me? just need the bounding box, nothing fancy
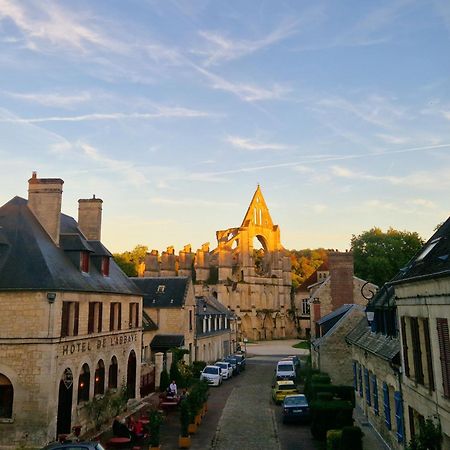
[0,0,449,254]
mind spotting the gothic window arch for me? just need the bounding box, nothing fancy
[0,374,13,418]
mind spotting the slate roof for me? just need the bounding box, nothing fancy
[346,317,400,361]
[150,334,184,351]
[0,196,141,295]
[391,216,450,284]
[317,303,354,326]
[196,295,231,316]
[142,310,158,331]
[131,277,190,308]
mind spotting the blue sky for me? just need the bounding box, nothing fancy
[0,0,449,253]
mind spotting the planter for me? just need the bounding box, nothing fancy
[178,436,191,448]
[188,423,197,434]
[195,414,202,426]
[150,446,161,450]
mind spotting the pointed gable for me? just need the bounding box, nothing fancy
[240,185,274,229]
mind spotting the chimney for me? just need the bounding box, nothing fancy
[28,172,64,245]
[78,195,103,240]
[329,251,354,309]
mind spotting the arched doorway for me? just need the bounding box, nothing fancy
[0,373,13,419]
[108,356,118,389]
[126,351,136,399]
[94,360,105,396]
[77,364,90,404]
[56,368,73,437]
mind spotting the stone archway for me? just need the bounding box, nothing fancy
[127,351,137,399]
[56,368,73,437]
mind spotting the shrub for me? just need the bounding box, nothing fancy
[309,384,355,407]
[170,360,181,387]
[311,374,331,384]
[340,426,363,450]
[180,399,190,437]
[148,409,164,447]
[317,392,333,401]
[191,361,207,379]
[160,368,170,392]
[310,400,354,440]
[326,429,342,450]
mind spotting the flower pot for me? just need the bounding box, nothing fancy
[178,436,191,448]
[150,446,160,450]
[188,423,197,434]
[195,414,202,426]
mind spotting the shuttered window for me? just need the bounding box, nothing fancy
[88,302,103,334]
[383,382,391,430]
[365,368,371,406]
[353,361,357,391]
[358,364,363,397]
[110,302,122,331]
[400,316,410,377]
[423,318,435,391]
[61,301,79,337]
[410,317,424,385]
[372,374,379,415]
[436,318,450,398]
[394,391,404,443]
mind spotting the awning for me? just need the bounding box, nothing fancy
[150,334,184,352]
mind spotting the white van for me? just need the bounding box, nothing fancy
[276,360,296,380]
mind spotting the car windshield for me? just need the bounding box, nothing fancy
[204,367,219,374]
[278,364,293,371]
[278,384,295,391]
[234,355,244,361]
[284,396,308,406]
[215,363,226,368]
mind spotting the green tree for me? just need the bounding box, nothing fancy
[112,244,148,276]
[351,227,424,286]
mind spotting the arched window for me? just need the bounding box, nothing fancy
[0,374,13,418]
[94,360,105,396]
[108,356,118,389]
[77,364,90,404]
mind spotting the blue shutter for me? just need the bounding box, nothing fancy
[353,361,357,390]
[383,382,391,430]
[372,374,379,415]
[364,368,371,406]
[358,364,363,397]
[394,391,404,443]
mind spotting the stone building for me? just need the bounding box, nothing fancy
[140,186,294,341]
[390,218,450,449]
[0,173,143,449]
[311,304,365,385]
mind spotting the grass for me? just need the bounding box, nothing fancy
[292,341,310,349]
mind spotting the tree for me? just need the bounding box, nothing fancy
[112,244,148,276]
[351,227,424,286]
[289,248,328,289]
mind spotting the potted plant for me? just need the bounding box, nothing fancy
[186,389,198,434]
[148,409,164,449]
[178,399,191,448]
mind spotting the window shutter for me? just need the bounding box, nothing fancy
[98,303,103,333]
[365,368,371,406]
[394,391,404,443]
[400,316,410,377]
[135,303,139,328]
[372,375,379,415]
[383,382,391,430]
[73,302,79,336]
[129,303,133,329]
[436,318,450,398]
[110,304,114,331]
[353,361,357,391]
[423,318,434,391]
[118,303,122,330]
[61,302,70,337]
[358,364,363,397]
[88,303,95,334]
[410,317,424,384]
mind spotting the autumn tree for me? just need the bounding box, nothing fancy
[113,244,148,276]
[289,248,328,289]
[351,227,424,286]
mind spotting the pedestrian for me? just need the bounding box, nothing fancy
[169,379,177,396]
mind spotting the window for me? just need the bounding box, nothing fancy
[301,298,310,316]
[372,374,379,415]
[383,382,391,430]
[88,302,103,334]
[436,317,450,398]
[157,285,165,293]
[80,251,90,273]
[400,316,410,377]
[109,302,122,331]
[0,374,13,419]
[77,364,90,404]
[423,318,435,391]
[61,301,79,337]
[94,360,105,396]
[358,364,363,397]
[365,368,371,406]
[129,303,139,328]
[101,256,110,277]
[394,391,404,443]
[410,317,424,384]
[189,310,193,331]
[108,357,118,389]
[352,361,357,391]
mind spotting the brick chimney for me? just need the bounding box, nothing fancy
[78,196,103,240]
[28,172,64,245]
[329,251,354,309]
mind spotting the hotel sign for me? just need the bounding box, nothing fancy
[60,332,138,356]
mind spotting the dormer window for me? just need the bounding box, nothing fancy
[157,285,165,293]
[80,251,90,273]
[101,256,110,277]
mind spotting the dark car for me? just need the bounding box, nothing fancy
[233,354,246,371]
[224,356,240,374]
[281,394,310,423]
[41,441,106,450]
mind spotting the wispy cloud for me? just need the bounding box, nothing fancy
[4,91,93,107]
[376,133,410,144]
[226,135,292,151]
[149,196,238,207]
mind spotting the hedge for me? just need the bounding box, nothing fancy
[340,426,363,450]
[326,429,342,450]
[308,384,355,407]
[310,400,354,440]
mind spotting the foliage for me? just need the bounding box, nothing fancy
[310,400,354,440]
[109,384,128,416]
[288,248,328,290]
[312,374,331,384]
[186,380,209,423]
[326,429,342,450]
[159,368,170,392]
[308,384,355,407]
[292,341,310,349]
[178,361,194,388]
[406,418,442,450]
[84,387,127,430]
[340,426,363,450]
[351,227,424,286]
[112,244,148,276]
[180,399,190,437]
[170,359,182,387]
[170,348,190,364]
[191,361,207,379]
[148,409,164,447]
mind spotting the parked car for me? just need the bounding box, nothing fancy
[42,442,106,450]
[233,354,246,371]
[200,365,222,386]
[271,380,299,404]
[214,361,233,379]
[286,355,301,369]
[281,394,310,423]
[275,360,296,381]
[224,356,240,374]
